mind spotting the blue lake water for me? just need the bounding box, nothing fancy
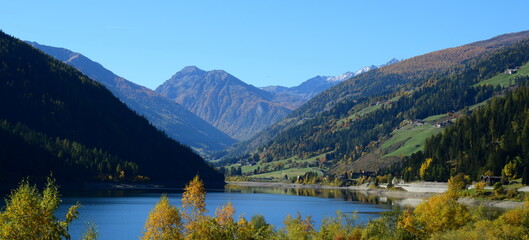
[52,186,394,240]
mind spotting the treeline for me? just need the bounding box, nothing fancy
[0,31,223,187]
[5,176,529,239]
[249,38,529,169]
[0,120,140,183]
[399,83,529,182]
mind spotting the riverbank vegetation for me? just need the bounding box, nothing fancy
[139,175,529,239]
[0,177,96,240]
[3,175,529,239]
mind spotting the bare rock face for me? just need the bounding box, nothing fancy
[156,66,292,140]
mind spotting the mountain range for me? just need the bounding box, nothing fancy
[218,30,529,178]
[155,60,399,141]
[27,42,237,155]
[261,58,400,104]
[155,66,292,140]
[29,41,396,150]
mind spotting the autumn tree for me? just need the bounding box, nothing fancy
[182,175,206,221]
[316,211,362,240]
[140,194,183,240]
[0,177,81,240]
[447,173,470,195]
[398,193,471,238]
[81,222,99,240]
[280,213,315,240]
[474,181,486,196]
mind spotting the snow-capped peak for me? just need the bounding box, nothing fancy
[354,65,377,76]
[325,58,400,83]
[326,72,355,82]
[379,58,400,68]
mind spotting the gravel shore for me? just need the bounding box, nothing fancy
[227,181,524,209]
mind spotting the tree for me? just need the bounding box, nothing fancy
[81,222,99,240]
[140,194,183,240]
[401,193,471,236]
[181,175,207,237]
[281,213,315,240]
[182,175,206,221]
[0,177,81,240]
[447,173,470,195]
[474,181,486,196]
[419,158,433,180]
[522,167,529,185]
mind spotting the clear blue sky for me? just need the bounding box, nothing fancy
[1,1,528,89]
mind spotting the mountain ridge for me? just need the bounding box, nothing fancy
[218,30,529,165]
[27,42,236,155]
[156,66,291,140]
[261,58,400,104]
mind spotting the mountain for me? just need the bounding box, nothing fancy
[0,31,224,187]
[26,42,236,155]
[217,31,529,179]
[155,66,292,140]
[262,59,399,105]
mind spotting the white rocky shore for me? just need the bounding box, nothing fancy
[228,181,524,209]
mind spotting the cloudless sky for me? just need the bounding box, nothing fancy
[1,1,528,89]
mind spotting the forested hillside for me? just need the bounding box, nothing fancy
[220,31,529,161]
[218,32,529,180]
[0,31,224,187]
[399,83,529,182]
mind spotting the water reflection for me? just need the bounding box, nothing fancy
[225,185,397,207]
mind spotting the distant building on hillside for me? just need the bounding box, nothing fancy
[481,175,502,186]
[505,68,518,74]
[435,120,452,128]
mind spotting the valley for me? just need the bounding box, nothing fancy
[217,31,529,185]
[2,2,529,238]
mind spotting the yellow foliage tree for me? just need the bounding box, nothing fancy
[316,211,361,240]
[474,181,486,196]
[429,203,529,239]
[281,213,315,240]
[215,202,235,226]
[181,175,207,238]
[419,158,433,179]
[447,173,469,195]
[140,194,183,240]
[396,208,424,239]
[412,193,471,235]
[182,175,206,221]
[0,177,80,240]
[502,161,517,180]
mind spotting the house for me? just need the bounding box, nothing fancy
[505,68,518,74]
[435,120,453,128]
[481,175,502,186]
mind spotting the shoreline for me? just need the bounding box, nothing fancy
[227,181,524,209]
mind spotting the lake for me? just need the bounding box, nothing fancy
[54,185,396,240]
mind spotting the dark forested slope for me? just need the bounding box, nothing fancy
[27,42,236,155]
[0,31,223,187]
